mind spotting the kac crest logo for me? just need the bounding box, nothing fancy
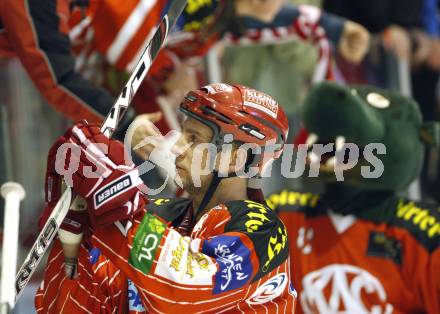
[301,264,393,314]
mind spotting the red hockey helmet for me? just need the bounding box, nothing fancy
[180,83,289,175]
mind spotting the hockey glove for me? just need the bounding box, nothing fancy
[47,121,146,227]
[39,137,90,238]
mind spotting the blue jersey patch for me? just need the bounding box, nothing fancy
[88,247,101,265]
[128,279,145,311]
[202,235,253,294]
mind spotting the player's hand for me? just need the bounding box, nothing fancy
[338,21,370,64]
[127,112,185,186]
[40,139,90,237]
[129,112,164,160]
[48,121,146,227]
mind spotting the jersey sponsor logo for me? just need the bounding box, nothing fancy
[203,235,253,294]
[129,214,166,275]
[266,190,320,210]
[186,251,213,278]
[170,236,188,272]
[244,90,279,119]
[215,242,251,292]
[246,273,289,305]
[154,229,216,285]
[128,279,146,312]
[244,201,288,272]
[263,226,288,272]
[244,200,271,232]
[94,175,132,208]
[396,200,440,238]
[301,264,393,314]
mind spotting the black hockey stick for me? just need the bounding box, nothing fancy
[14,0,187,303]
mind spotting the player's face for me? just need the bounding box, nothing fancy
[175,117,215,193]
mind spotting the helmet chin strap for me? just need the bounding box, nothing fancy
[247,177,266,205]
[195,134,269,215]
[196,174,266,217]
[196,132,231,215]
[196,170,222,216]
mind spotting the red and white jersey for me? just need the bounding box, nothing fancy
[35,198,297,313]
[267,190,440,314]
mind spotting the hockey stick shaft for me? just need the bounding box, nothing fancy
[1,183,25,313]
[14,0,187,302]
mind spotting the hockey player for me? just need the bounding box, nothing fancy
[267,82,440,313]
[35,83,295,313]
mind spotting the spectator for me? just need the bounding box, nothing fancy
[0,0,115,123]
[323,0,424,86]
